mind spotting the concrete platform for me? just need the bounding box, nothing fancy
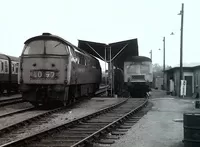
[111,91,200,147]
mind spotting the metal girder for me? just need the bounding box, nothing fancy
[110,43,129,62]
[86,43,105,61]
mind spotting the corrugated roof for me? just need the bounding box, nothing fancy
[165,62,200,72]
[173,62,200,68]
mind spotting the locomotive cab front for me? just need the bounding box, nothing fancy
[124,56,153,98]
[19,34,72,106]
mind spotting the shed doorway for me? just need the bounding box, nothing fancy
[185,76,193,97]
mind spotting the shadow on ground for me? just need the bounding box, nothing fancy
[170,141,184,147]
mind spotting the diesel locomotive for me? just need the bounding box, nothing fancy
[124,56,153,97]
[0,54,19,95]
[19,33,102,106]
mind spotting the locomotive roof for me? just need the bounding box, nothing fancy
[24,33,98,61]
[24,33,73,46]
[0,54,19,61]
[125,56,152,62]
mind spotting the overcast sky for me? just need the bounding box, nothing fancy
[0,0,199,70]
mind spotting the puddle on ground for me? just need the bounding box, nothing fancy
[173,119,183,122]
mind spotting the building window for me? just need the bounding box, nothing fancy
[197,73,199,86]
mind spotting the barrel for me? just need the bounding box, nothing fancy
[183,113,200,147]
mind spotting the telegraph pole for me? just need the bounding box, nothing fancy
[150,50,152,61]
[179,3,184,97]
[163,37,166,90]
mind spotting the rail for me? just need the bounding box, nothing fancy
[0,98,128,147]
[0,97,23,106]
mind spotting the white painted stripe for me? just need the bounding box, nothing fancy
[151,98,175,100]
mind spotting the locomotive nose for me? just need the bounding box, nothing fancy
[29,59,57,79]
[21,57,66,84]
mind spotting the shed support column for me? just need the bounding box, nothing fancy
[108,46,112,97]
[106,46,114,97]
[104,47,107,96]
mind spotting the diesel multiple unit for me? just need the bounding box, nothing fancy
[0,54,19,95]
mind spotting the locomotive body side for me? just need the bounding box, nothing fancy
[124,56,152,97]
[68,47,101,98]
[19,33,101,106]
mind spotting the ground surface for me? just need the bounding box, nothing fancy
[111,89,200,147]
[0,94,21,101]
[0,97,125,145]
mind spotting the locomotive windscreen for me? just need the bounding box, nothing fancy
[124,60,153,83]
[127,64,140,74]
[126,62,151,74]
[23,40,70,55]
[140,62,151,74]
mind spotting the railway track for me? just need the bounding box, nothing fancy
[94,99,152,146]
[0,86,108,107]
[95,86,108,96]
[0,97,148,147]
[0,87,109,146]
[0,107,35,119]
[0,97,23,107]
[0,106,63,138]
[0,86,108,119]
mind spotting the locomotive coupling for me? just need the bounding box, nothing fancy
[53,85,65,92]
[19,84,31,92]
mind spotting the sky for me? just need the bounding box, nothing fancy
[0,0,199,70]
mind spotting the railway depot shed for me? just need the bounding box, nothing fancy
[164,65,200,97]
[78,39,139,96]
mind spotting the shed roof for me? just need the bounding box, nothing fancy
[78,39,139,68]
[164,66,193,73]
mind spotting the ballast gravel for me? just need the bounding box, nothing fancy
[0,97,124,145]
[0,102,33,117]
[111,96,198,147]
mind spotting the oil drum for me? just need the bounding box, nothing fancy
[183,113,200,147]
